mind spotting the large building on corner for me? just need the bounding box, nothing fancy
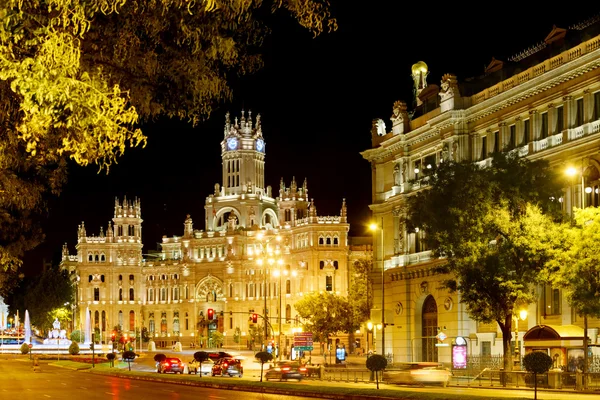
[61,111,361,351]
[361,18,600,367]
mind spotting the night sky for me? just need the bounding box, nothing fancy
[22,4,598,275]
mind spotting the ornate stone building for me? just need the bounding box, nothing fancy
[61,111,355,350]
[361,18,600,366]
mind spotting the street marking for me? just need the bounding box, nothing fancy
[105,393,114,396]
[44,395,51,398]
[209,397,226,400]
[61,383,67,386]
[80,387,87,390]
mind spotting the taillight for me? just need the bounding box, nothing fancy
[282,367,290,371]
[299,368,307,372]
[223,363,228,367]
[165,362,170,367]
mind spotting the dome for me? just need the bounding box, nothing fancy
[411,61,428,75]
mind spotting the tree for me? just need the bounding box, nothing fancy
[211,331,224,348]
[348,258,373,352]
[366,354,387,389]
[407,153,564,371]
[6,266,73,333]
[122,350,136,371]
[523,351,552,400]
[248,323,264,351]
[294,292,354,349]
[0,0,336,294]
[548,207,600,374]
[255,351,273,382]
[233,327,242,349]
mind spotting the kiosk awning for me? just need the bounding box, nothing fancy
[523,324,585,348]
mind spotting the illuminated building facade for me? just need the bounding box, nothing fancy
[61,111,354,350]
[361,18,600,365]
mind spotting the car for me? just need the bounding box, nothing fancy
[187,358,214,375]
[211,357,243,377]
[207,351,233,361]
[264,361,306,381]
[157,357,185,374]
[382,362,451,387]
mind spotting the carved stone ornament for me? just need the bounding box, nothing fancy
[444,297,453,311]
[390,100,407,123]
[395,301,403,315]
[439,73,459,102]
[420,281,429,294]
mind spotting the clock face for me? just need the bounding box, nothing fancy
[227,137,238,150]
[256,139,264,152]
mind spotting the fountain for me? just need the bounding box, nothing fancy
[24,310,31,344]
[84,307,91,344]
[42,318,71,345]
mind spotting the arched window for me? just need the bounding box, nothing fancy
[129,310,135,331]
[119,288,123,301]
[173,316,180,333]
[129,288,134,301]
[88,275,93,282]
[333,237,339,245]
[129,274,134,281]
[326,237,331,245]
[100,253,106,262]
[101,275,105,283]
[118,274,123,281]
[333,261,338,269]
[101,310,106,331]
[174,274,178,280]
[148,288,154,302]
[229,283,233,297]
[319,237,324,245]
[173,287,179,301]
[422,295,438,362]
[160,288,166,301]
[319,261,325,269]
[94,310,99,328]
[94,254,99,262]
[149,318,155,333]
[88,254,93,262]
[286,279,291,294]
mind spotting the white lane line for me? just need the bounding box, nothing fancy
[80,387,87,390]
[208,397,226,400]
[43,395,51,398]
[61,383,67,386]
[162,389,175,392]
[105,393,114,396]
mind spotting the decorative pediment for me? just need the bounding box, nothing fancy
[485,57,504,74]
[544,25,567,44]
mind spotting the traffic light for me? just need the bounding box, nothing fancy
[207,308,214,320]
[252,313,258,324]
[111,331,116,342]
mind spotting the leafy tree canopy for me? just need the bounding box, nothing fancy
[407,153,565,369]
[294,292,354,343]
[348,258,373,327]
[0,0,336,291]
[548,207,600,318]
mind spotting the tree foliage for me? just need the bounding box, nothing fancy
[6,266,73,332]
[366,354,387,389]
[294,292,354,343]
[348,258,373,327]
[548,207,600,317]
[255,350,273,382]
[0,0,336,291]
[407,153,564,370]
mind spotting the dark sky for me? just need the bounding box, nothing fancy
[23,4,598,274]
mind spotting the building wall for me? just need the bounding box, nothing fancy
[362,23,600,363]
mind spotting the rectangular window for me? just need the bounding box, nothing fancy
[594,92,600,121]
[509,125,516,149]
[325,276,333,292]
[541,112,548,139]
[556,105,564,133]
[481,136,487,160]
[230,317,233,329]
[94,288,100,301]
[543,284,561,315]
[493,131,500,153]
[481,341,491,356]
[576,97,584,126]
[523,119,530,144]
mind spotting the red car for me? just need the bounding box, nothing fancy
[211,357,243,377]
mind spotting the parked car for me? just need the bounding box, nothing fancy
[157,357,185,374]
[211,357,243,377]
[264,361,306,381]
[207,351,233,361]
[187,358,214,375]
[383,362,451,387]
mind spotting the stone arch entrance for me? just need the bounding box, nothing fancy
[422,295,438,362]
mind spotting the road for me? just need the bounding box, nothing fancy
[0,360,315,400]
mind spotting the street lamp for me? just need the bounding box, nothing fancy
[255,233,283,351]
[369,217,385,358]
[514,309,527,369]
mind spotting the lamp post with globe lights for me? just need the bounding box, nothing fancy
[514,309,528,369]
[255,232,283,351]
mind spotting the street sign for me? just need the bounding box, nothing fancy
[28,343,33,348]
[294,332,313,351]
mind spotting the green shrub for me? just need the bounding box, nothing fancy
[70,330,83,343]
[69,342,80,355]
[20,343,30,354]
[366,354,387,389]
[154,353,166,363]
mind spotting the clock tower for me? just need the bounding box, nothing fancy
[220,110,266,196]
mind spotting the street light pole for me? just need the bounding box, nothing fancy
[370,217,385,357]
